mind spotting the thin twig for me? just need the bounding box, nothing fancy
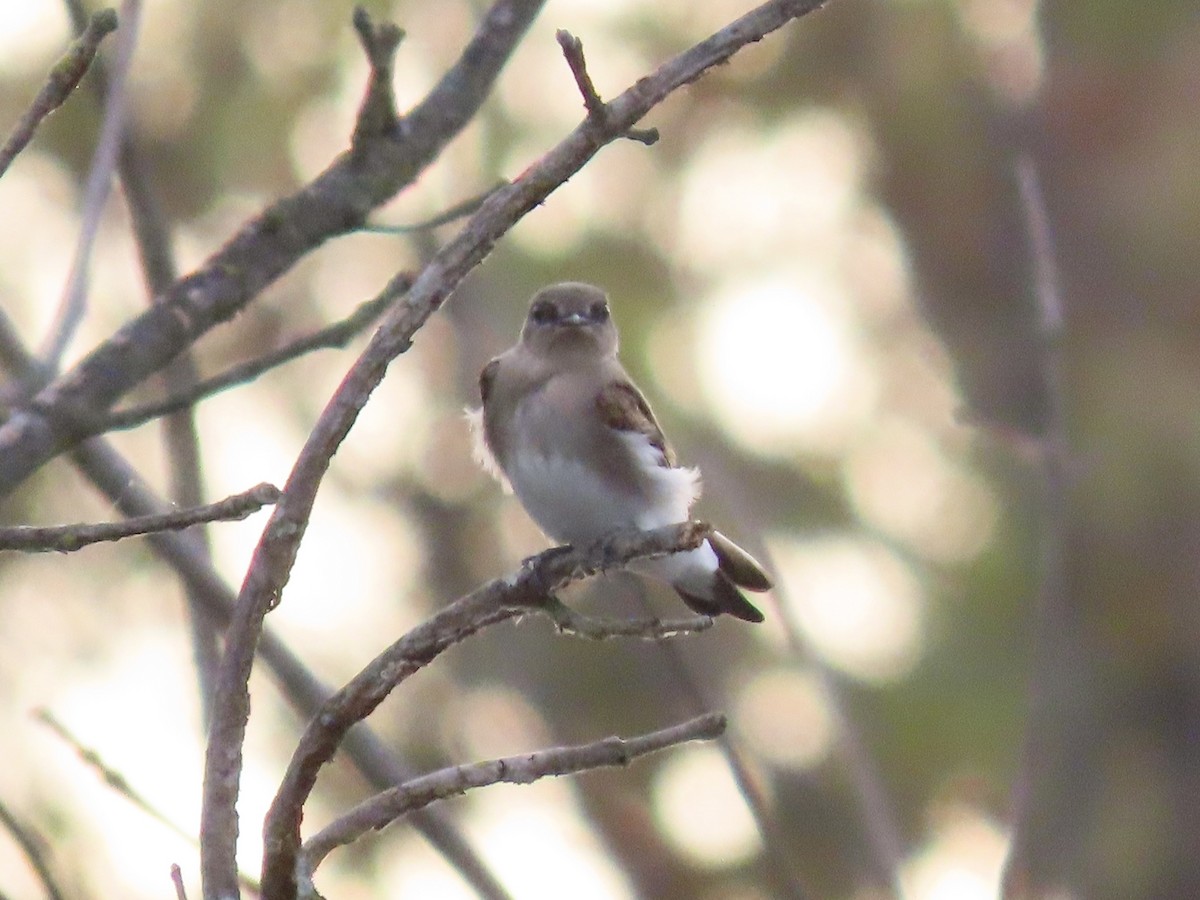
[103,276,411,432]
[1001,156,1086,899]
[358,183,507,234]
[35,708,196,844]
[0,0,548,496]
[0,308,511,900]
[40,0,142,369]
[207,8,828,893]
[259,522,713,900]
[0,482,280,552]
[61,0,225,728]
[33,710,263,896]
[350,7,404,150]
[0,9,118,181]
[690,442,907,897]
[299,713,726,879]
[170,864,188,900]
[634,577,816,900]
[0,799,66,900]
[555,30,659,146]
[542,596,713,640]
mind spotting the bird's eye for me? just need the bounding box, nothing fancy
[589,302,609,322]
[530,301,556,324]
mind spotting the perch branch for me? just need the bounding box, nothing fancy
[0,8,117,181]
[259,522,712,900]
[103,273,412,432]
[0,483,279,552]
[300,713,726,878]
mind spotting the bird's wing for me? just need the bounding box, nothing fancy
[467,357,512,491]
[595,379,678,468]
[479,357,500,405]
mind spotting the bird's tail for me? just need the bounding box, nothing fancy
[674,531,772,623]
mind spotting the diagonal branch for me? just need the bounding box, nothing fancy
[0,799,66,900]
[40,0,142,370]
[103,276,412,433]
[299,713,727,881]
[1001,155,1086,898]
[0,8,117,182]
[260,522,713,900]
[0,315,513,900]
[0,0,547,497]
[62,0,227,727]
[0,482,279,553]
[205,5,830,897]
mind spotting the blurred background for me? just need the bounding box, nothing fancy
[0,0,1197,897]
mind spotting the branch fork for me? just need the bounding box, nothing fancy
[556,30,660,146]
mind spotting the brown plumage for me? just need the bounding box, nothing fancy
[470,282,772,622]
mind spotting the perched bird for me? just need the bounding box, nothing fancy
[469,282,771,622]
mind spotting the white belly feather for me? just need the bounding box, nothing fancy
[467,403,719,586]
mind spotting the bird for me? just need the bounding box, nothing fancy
[468,281,771,622]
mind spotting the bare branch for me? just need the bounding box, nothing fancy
[170,864,188,900]
[0,483,279,553]
[0,0,548,496]
[60,0,226,726]
[300,713,727,879]
[207,6,829,896]
[40,0,143,369]
[33,710,263,896]
[0,8,117,181]
[542,596,714,640]
[350,8,404,149]
[1002,155,1088,898]
[0,799,66,900]
[0,315,511,900]
[104,274,413,433]
[358,182,507,234]
[555,30,659,146]
[259,521,713,900]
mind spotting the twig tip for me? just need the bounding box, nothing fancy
[91,8,119,35]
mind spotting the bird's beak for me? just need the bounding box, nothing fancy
[560,313,589,327]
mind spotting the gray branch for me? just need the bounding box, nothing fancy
[0,8,117,181]
[103,275,412,433]
[39,0,142,369]
[0,482,279,553]
[0,0,547,496]
[260,522,713,900]
[206,5,829,897]
[299,713,727,881]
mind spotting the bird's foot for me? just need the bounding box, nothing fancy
[521,543,574,569]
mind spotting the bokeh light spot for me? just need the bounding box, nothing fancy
[770,534,925,682]
[844,417,998,564]
[733,668,834,770]
[903,806,1009,900]
[697,274,875,456]
[652,745,763,867]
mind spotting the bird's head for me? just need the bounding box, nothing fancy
[520,282,618,360]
